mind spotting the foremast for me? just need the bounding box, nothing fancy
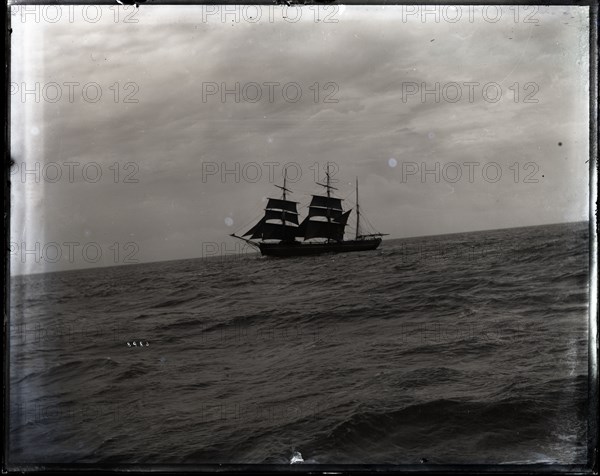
[231,169,299,245]
[316,163,337,243]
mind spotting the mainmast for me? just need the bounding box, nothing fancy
[355,177,360,240]
[316,163,338,243]
[325,164,331,243]
[294,162,350,243]
[316,162,338,197]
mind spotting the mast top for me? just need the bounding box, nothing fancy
[275,169,292,200]
[274,184,292,198]
[316,162,338,197]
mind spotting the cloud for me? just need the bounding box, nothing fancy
[10,5,590,273]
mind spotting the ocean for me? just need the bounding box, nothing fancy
[8,221,590,465]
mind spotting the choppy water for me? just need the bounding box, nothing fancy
[9,222,590,465]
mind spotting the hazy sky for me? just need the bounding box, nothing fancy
[10,5,590,274]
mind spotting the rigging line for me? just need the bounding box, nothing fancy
[364,214,377,228]
[356,205,380,233]
[361,211,376,228]
[358,204,376,223]
[290,186,323,194]
[232,205,265,235]
[292,185,343,195]
[342,189,355,202]
[363,216,379,234]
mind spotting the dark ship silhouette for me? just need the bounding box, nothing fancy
[231,165,386,257]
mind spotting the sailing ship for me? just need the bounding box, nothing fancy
[231,165,387,257]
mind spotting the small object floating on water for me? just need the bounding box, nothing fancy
[126,340,150,347]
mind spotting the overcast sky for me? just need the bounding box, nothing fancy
[10,5,590,274]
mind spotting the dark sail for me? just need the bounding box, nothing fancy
[302,210,351,241]
[334,210,352,240]
[261,222,297,240]
[266,198,298,214]
[310,195,343,211]
[232,168,385,256]
[264,209,299,225]
[338,210,351,226]
[245,220,297,240]
[243,218,265,237]
[243,196,299,240]
[296,217,308,237]
[304,221,339,240]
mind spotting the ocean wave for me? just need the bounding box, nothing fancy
[311,394,586,458]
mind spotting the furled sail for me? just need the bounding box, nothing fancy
[309,195,343,211]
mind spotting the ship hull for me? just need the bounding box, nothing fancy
[259,238,382,257]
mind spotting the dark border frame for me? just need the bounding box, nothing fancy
[3,1,598,473]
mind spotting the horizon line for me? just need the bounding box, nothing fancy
[8,219,590,278]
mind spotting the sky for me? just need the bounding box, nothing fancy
[10,4,591,274]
